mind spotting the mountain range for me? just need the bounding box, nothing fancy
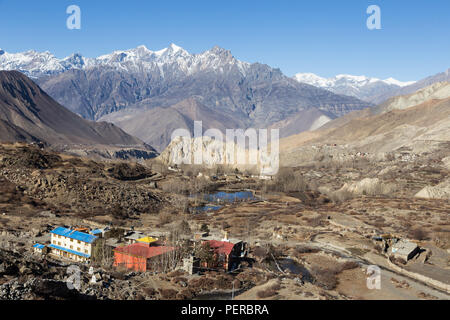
[1,45,448,153]
[1,45,371,151]
[293,73,416,104]
[293,69,450,105]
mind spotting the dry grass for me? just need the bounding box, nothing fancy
[310,261,360,290]
[256,283,281,299]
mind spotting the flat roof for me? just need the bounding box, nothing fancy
[137,236,158,244]
[33,243,45,249]
[392,239,418,254]
[114,243,174,259]
[124,232,145,240]
[90,229,103,235]
[50,227,97,244]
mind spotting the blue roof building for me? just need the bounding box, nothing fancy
[50,227,97,244]
[48,244,90,258]
[90,229,103,235]
[49,227,98,262]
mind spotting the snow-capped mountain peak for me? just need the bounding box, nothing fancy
[0,44,250,78]
[167,43,184,53]
[293,72,416,103]
[382,77,416,87]
[295,72,415,88]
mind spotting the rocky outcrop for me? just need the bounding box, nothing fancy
[442,157,450,170]
[159,135,279,175]
[338,178,395,196]
[415,179,450,200]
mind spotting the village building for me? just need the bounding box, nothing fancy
[200,236,247,271]
[136,236,158,245]
[33,243,47,254]
[123,231,146,244]
[113,243,175,272]
[391,239,421,262]
[48,226,98,263]
[90,227,110,238]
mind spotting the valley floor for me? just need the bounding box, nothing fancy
[0,142,449,300]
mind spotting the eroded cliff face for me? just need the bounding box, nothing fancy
[159,136,279,175]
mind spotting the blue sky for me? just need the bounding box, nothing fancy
[0,0,448,81]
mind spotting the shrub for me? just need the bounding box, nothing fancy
[340,261,360,271]
[177,289,194,300]
[294,245,320,255]
[310,260,359,290]
[158,212,173,225]
[159,289,178,300]
[167,270,185,278]
[310,267,338,290]
[256,283,281,298]
[142,287,157,297]
[409,229,429,241]
[267,168,308,193]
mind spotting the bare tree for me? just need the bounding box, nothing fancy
[91,239,114,269]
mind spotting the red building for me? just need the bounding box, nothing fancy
[113,243,175,272]
[201,240,244,271]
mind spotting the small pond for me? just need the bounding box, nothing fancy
[198,191,256,203]
[190,191,257,214]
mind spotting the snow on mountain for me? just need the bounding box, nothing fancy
[382,77,416,87]
[0,45,373,151]
[294,73,414,89]
[293,72,416,103]
[0,44,250,78]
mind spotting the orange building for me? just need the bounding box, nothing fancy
[113,243,175,272]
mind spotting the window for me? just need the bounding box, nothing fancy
[70,245,73,249]
[77,248,80,252]
[77,240,81,244]
[85,250,88,254]
[58,242,61,246]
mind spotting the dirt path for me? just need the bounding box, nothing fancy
[253,236,450,300]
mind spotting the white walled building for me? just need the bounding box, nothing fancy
[49,227,98,262]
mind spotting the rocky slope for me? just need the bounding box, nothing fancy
[0,143,163,217]
[375,81,450,114]
[415,179,450,200]
[279,83,450,166]
[369,68,450,104]
[0,71,158,159]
